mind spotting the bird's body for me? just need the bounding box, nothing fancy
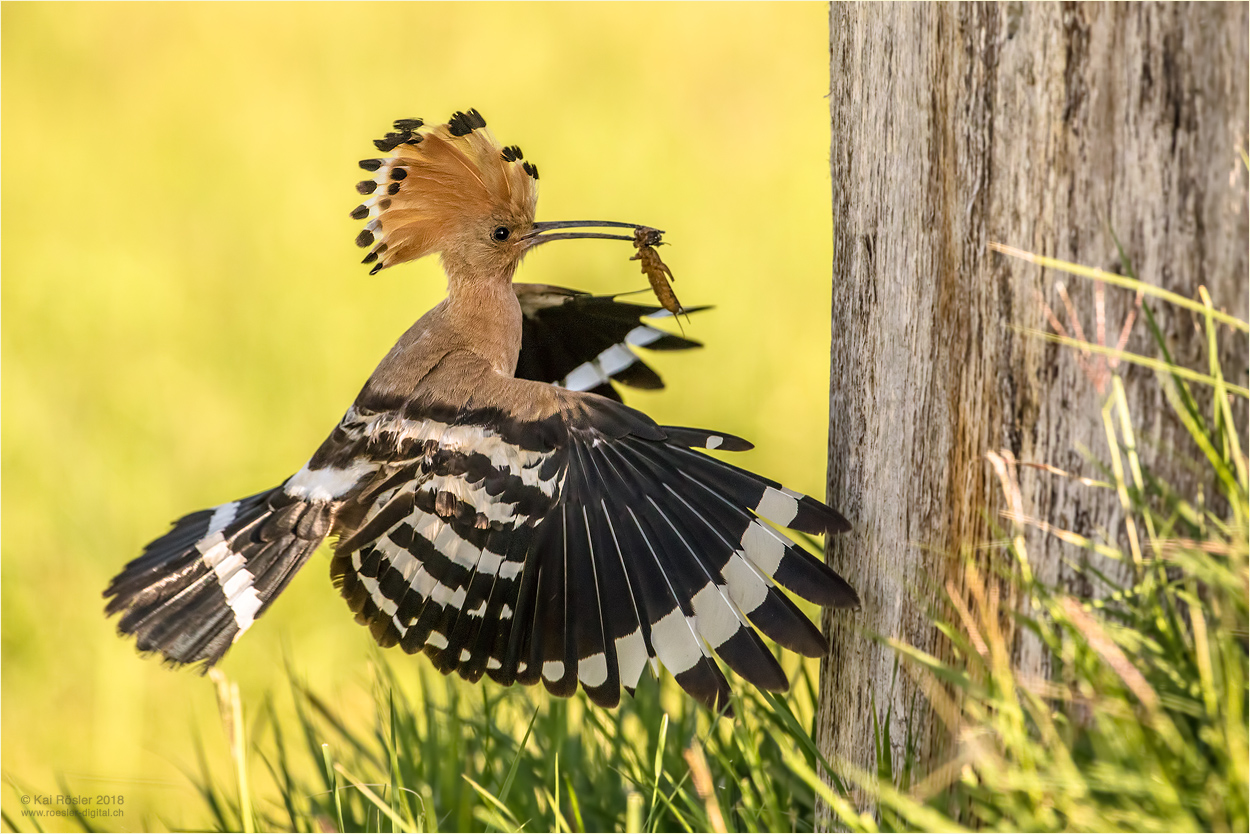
[105,110,857,712]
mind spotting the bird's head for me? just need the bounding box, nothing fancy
[352,110,645,282]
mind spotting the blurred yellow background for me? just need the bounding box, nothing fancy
[2,3,833,829]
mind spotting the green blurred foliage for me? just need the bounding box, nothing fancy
[1,4,834,830]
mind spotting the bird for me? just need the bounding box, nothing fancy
[104,108,858,712]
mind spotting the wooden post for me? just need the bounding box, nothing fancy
[818,2,1248,813]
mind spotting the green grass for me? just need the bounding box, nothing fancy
[175,659,846,834]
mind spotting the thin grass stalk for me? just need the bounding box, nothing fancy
[990,242,1249,333]
[322,743,345,834]
[1016,327,1250,398]
[334,761,416,834]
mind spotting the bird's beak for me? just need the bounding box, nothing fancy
[524,220,660,249]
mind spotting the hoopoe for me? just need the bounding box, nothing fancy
[104,109,857,712]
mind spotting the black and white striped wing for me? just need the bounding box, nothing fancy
[514,283,706,402]
[329,395,855,712]
[105,487,335,666]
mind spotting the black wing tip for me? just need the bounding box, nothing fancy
[644,333,704,351]
[580,678,623,708]
[715,628,790,693]
[674,659,734,714]
[660,427,754,452]
[515,661,542,687]
[825,567,862,609]
[114,618,231,669]
[746,593,829,658]
[812,573,861,609]
[789,497,852,535]
[115,641,201,671]
[541,673,580,698]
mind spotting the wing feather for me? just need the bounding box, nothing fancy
[330,385,854,711]
[514,285,707,402]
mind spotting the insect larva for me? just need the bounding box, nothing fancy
[631,227,685,316]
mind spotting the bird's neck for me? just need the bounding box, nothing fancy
[442,262,522,377]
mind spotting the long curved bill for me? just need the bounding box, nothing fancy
[524,220,661,248]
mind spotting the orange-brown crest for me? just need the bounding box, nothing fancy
[351,109,539,274]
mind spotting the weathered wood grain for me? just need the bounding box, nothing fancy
[819,2,1247,816]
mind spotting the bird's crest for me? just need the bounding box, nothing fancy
[351,109,539,273]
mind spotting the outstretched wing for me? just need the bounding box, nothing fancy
[329,382,855,713]
[513,283,707,402]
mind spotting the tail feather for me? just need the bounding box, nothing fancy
[104,487,332,667]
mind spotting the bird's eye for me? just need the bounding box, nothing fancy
[492,226,510,242]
